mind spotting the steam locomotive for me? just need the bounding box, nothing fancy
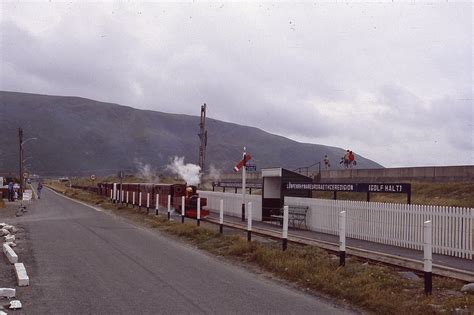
[97,182,209,219]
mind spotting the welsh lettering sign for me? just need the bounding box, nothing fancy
[213,181,263,189]
[245,164,257,172]
[285,182,411,194]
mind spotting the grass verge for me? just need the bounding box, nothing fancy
[46,182,474,314]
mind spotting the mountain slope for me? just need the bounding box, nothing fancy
[0,91,382,176]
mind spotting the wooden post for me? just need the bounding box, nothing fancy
[282,205,289,251]
[424,220,432,295]
[181,196,185,223]
[197,197,201,226]
[219,199,224,234]
[247,202,252,241]
[146,193,150,214]
[339,211,346,266]
[167,194,171,220]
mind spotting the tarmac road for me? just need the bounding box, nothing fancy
[13,188,355,314]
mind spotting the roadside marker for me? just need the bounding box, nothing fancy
[155,194,159,215]
[167,195,171,220]
[146,193,150,214]
[282,206,289,251]
[132,191,136,208]
[139,192,142,210]
[126,191,129,206]
[247,202,252,242]
[181,196,185,223]
[219,199,224,234]
[197,198,201,226]
[424,220,433,295]
[339,211,346,266]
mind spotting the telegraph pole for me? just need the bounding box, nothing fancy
[18,128,23,198]
[198,104,207,173]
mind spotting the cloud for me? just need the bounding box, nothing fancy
[0,2,472,167]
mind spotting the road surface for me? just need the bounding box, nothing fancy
[13,188,354,314]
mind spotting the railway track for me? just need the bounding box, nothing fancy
[204,217,474,283]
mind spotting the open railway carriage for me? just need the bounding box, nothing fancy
[98,182,208,219]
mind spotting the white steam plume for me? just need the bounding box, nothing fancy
[166,156,201,186]
[208,164,221,182]
[134,160,160,183]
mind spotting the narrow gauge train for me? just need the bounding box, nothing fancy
[97,182,209,219]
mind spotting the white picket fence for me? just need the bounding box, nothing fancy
[197,191,473,259]
[198,191,262,221]
[286,197,474,259]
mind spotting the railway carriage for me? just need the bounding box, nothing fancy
[98,182,208,218]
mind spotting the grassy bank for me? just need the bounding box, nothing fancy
[45,182,474,314]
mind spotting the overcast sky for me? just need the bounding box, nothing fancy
[1,1,472,167]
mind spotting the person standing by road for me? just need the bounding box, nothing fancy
[37,181,43,199]
[7,180,14,201]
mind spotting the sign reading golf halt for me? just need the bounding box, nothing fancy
[286,182,412,203]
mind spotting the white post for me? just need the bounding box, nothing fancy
[219,199,224,234]
[113,183,117,203]
[247,201,252,241]
[241,147,246,222]
[339,211,346,266]
[282,205,289,250]
[155,194,159,215]
[139,192,142,208]
[424,220,432,294]
[197,197,201,226]
[132,191,136,207]
[181,196,185,223]
[121,190,124,204]
[146,193,150,213]
[126,191,129,204]
[110,189,113,200]
[167,194,171,220]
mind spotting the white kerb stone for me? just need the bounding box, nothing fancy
[0,288,16,298]
[461,283,474,293]
[3,243,18,264]
[5,234,15,242]
[9,300,22,309]
[14,263,29,287]
[3,225,14,232]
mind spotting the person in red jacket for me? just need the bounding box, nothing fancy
[348,151,356,168]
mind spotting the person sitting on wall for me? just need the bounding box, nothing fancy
[348,151,356,168]
[324,155,331,170]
